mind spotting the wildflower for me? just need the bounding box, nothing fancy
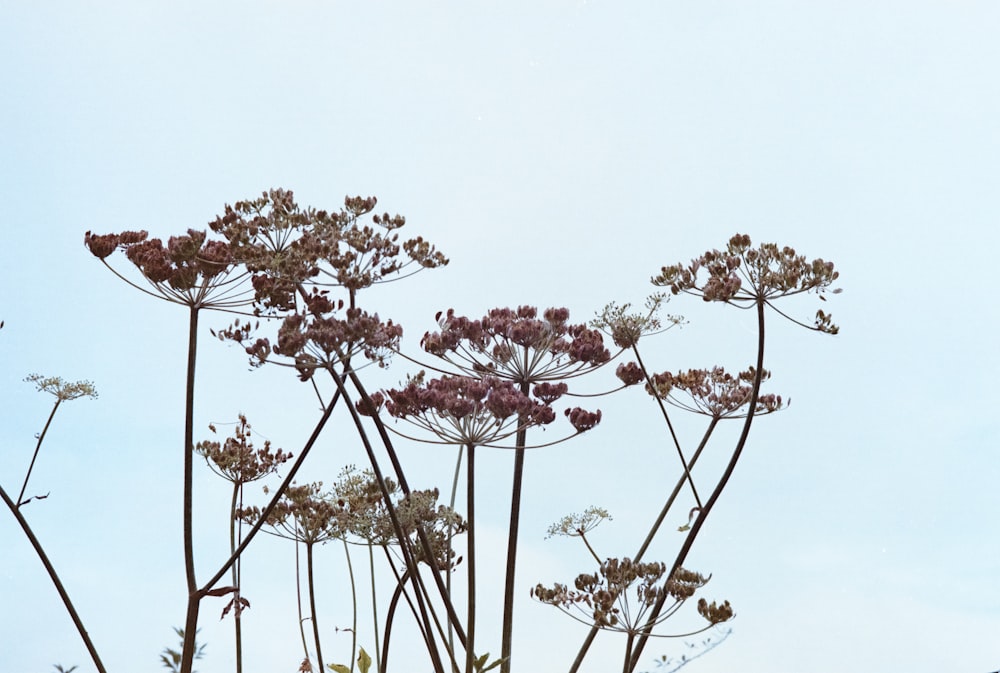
[645,366,784,419]
[652,234,840,333]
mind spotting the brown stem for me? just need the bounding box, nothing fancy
[499,378,531,673]
[307,542,325,670]
[180,305,200,673]
[624,298,766,672]
[465,443,477,673]
[566,418,720,673]
[200,388,341,593]
[1,483,107,673]
[16,399,61,507]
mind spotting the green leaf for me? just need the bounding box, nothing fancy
[474,653,489,671]
[482,656,506,672]
[358,647,372,673]
[327,664,350,673]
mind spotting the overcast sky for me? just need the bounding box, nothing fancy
[2,2,999,673]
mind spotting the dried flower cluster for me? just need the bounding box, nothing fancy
[532,562,728,634]
[25,374,98,402]
[367,374,556,446]
[591,295,682,349]
[239,482,345,545]
[84,229,244,309]
[546,506,613,539]
[195,415,291,485]
[652,234,840,333]
[644,366,784,418]
[208,190,447,314]
[422,306,610,383]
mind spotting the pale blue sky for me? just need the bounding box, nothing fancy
[2,2,998,672]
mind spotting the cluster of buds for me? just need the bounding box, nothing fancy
[652,234,840,333]
[645,366,784,419]
[195,415,292,485]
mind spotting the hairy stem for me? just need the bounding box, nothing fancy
[1,484,107,673]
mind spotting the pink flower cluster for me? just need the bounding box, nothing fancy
[371,375,557,446]
[421,305,610,382]
[85,229,234,291]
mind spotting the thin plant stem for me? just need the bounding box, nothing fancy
[16,399,61,507]
[307,542,325,670]
[344,370,468,649]
[622,631,636,673]
[230,481,244,673]
[624,298,767,673]
[634,418,719,563]
[0,484,108,673]
[369,542,381,671]
[295,535,311,662]
[465,443,476,673]
[180,304,201,673]
[342,538,357,673]
[348,369,468,644]
[499,378,531,673]
[566,419,719,673]
[631,345,702,510]
[579,531,602,566]
[200,387,342,593]
[446,444,463,658]
[336,371,448,673]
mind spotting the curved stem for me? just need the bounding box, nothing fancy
[566,419,720,673]
[1,483,108,673]
[16,399,61,507]
[625,298,766,673]
[295,537,311,662]
[307,542,325,670]
[343,539,357,673]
